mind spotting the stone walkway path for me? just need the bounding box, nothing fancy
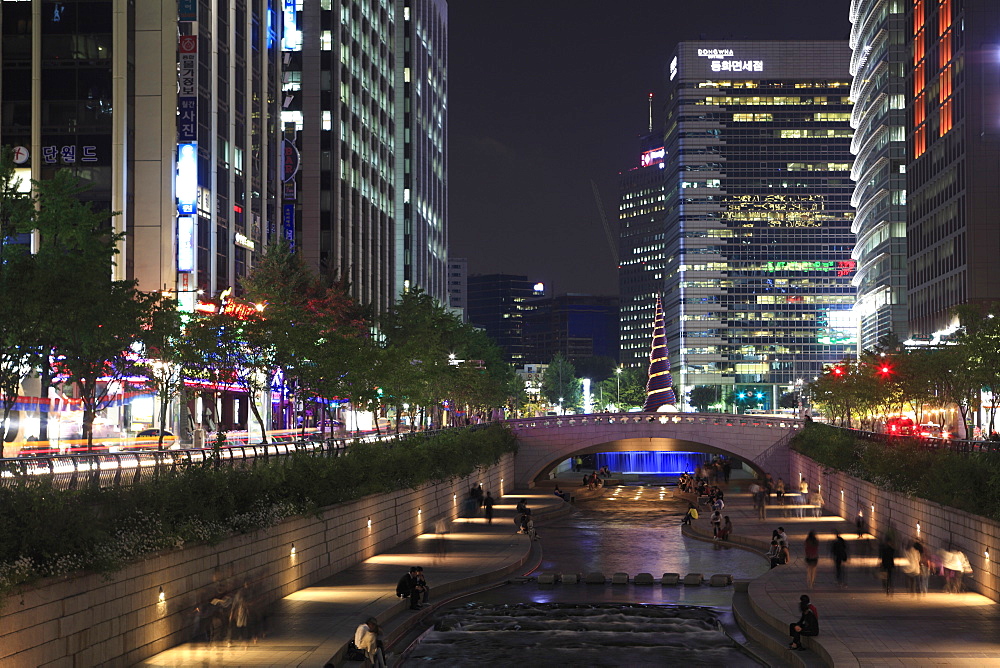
[138,491,567,667]
[681,478,1000,667]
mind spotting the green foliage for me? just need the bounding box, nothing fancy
[540,353,581,410]
[0,424,518,598]
[791,422,1000,519]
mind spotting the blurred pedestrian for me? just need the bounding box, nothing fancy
[831,532,849,587]
[483,491,495,524]
[719,516,733,541]
[804,530,819,589]
[879,539,896,596]
[710,509,722,538]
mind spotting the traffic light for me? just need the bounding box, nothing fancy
[877,364,892,378]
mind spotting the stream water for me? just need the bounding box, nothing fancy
[400,484,770,666]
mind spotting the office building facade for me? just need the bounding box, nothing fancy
[663,41,857,409]
[281,0,397,314]
[394,0,447,305]
[446,256,467,320]
[523,294,619,364]
[848,0,909,349]
[1,0,282,303]
[904,0,1000,338]
[618,132,668,369]
[466,273,543,363]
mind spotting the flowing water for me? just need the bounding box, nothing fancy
[400,483,770,666]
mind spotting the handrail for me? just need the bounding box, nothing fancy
[0,427,460,489]
[825,424,1000,455]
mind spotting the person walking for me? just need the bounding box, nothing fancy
[710,510,722,539]
[831,532,849,587]
[483,492,495,524]
[879,539,896,597]
[788,594,819,651]
[719,516,733,541]
[804,530,820,590]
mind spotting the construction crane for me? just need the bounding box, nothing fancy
[591,180,619,265]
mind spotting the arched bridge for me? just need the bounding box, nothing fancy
[506,413,806,487]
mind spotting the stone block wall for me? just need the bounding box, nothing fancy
[790,450,999,602]
[0,455,515,667]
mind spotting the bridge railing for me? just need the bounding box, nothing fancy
[506,412,805,430]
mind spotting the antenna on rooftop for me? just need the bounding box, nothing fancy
[648,93,654,133]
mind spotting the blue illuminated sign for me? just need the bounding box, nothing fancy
[282,204,295,250]
[177,143,197,215]
[177,216,195,272]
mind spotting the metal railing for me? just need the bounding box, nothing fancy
[835,425,1000,455]
[0,428,446,490]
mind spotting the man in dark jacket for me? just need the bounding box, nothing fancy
[396,567,422,610]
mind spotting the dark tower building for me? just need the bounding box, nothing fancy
[904,0,1000,339]
[618,132,667,369]
[466,273,543,363]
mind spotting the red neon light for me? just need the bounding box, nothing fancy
[194,302,217,314]
[835,260,857,277]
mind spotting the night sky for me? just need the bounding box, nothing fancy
[448,0,852,297]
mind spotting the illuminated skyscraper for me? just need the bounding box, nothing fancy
[848,0,909,348]
[618,132,667,369]
[0,0,283,304]
[663,41,857,410]
[904,0,1000,339]
[281,0,398,314]
[394,0,448,305]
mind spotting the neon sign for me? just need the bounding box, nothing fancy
[697,48,734,59]
[641,147,665,167]
[177,143,197,214]
[195,289,264,321]
[177,216,194,272]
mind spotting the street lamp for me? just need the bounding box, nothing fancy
[615,366,623,410]
[558,397,564,415]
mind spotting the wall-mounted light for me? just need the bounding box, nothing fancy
[841,489,844,498]
[367,518,372,529]
[158,586,166,603]
[290,543,296,556]
[916,522,921,534]
[871,504,875,513]
[985,550,990,561]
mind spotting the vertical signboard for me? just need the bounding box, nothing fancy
[178,0,197,22]
[282,204,296,250]
[178,35,198,142]
[177,34,198,286]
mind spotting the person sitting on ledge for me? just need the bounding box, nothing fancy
[788,594,819,650]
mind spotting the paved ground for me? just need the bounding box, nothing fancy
[139,474,1000,667]
[138,491,566,668]
[678,477,1000,667]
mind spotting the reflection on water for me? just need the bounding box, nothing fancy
[406,602,760,667]
[401,487,769,666]
[532,487,768,581]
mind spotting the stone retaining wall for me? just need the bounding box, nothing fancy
[790,450,999,602]
[0,454,515,668]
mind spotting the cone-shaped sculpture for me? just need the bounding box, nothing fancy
[643,296,676,411]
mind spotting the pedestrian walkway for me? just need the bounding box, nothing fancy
[138,491,569,667]
[683,479,1000,667]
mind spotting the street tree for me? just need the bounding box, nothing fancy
[0,148,39,455]
[540,353,581,412]
[136,297,186,449]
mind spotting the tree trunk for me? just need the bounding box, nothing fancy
[158,390,169,450]
[39,361,51,442]
[249,393,269,444]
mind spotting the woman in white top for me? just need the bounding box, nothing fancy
[354,617,387,668]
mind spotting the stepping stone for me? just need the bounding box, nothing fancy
[584,572,606,584]
[633,573,655,585]
[537,573,557,584]
[661,572,680,585]
[561,573,579,584]
[709,573,732,587]
[611,572,629,584]
[683,573,703,586]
